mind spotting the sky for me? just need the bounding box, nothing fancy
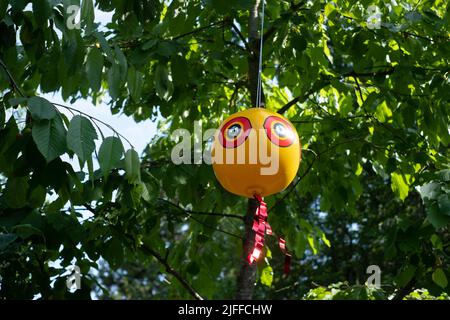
[31,7,159,299]
[45,7,159,159]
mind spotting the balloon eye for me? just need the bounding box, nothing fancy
[273,123,287,137]
[264,116,296,147]
[227,124,241,139]
[219,117,252,148]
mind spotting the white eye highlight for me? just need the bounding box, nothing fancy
[274,123,287,137]
[227,124,241,139]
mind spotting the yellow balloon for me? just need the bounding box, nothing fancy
[212,108,301,198]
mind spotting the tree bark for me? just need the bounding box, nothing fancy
[247,0,265,108]
[235,198,259,299]
[235,0,266,300]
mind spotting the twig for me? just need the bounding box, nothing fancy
[188,215,242,239]
[262,1,306,44]
[231,23,252,53]
[0,58,134,149]
[352,75,364,105]
[228,84,241,112]
[83,204,204,300]
[159,198,244,220]
[270,136,366,210]
[270,152,317,211]
[139,244,204,300]
[291,114,372,124]
[0,58,26,97]
[277,83,329,114]
[172,20,228,41]
[52,102,135,149]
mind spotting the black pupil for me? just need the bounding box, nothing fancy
[274,123,287,137]
[227,124,241,139]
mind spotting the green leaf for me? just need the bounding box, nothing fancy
[437,194,450,216]
[107,63,121,100]
[0,1,7,19]
[0,233,17,251]
[81,0,95,32]
[260,265,273,287]
[186,261,200,275]
[0,102,4,127]
[307,234,318,254]
[66,115,98,163]
[355,163,363,176]
[139,182,150,202]
[127,66,143,102]
[103,238,124,268]
[436,169,450,182]
[87,156,94,182]
[156,42,176,57]
[320,232,331,247]
[4,177,29,209]
[375,101,393,122]
[427,204,450,229]
[419,182,441,201]
[13,224,43,239]
[114,46,127,79]
[28,97,57,120]
[154,64,173,101]
[32,117,67,162]
[86,48,104,91]
[32,0,51,26]
[8,97,27,107]
[98,136,124,178]
[431,234,443,250]
[432,268,448,288]
[28,185,46,208]
[142,39,158,50]
[124,148,141,183]
[396,265,416,287]
[94,31,114,62]
[391,172,409,201]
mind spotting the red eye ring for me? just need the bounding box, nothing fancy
[264,116,295,147]
[219,117,252,148]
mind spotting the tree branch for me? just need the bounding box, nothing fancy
[52,102,135,149]
[139,244,204,300]
[262,1,307,44]
[0,58,26,97]
[83,204,204,300]
[277,67,396,114]
[234,0,268,301]
[352,75,364,104]
[277,80,330,114]
[270,136,366,210]
[188,215,242,239]
[235,198,259,299]
[158,198,243,239]
[158,198,244,220]
[231,23,252,54]
[172,20,228,41]
[269,151,317,211]
[86,205,203,299]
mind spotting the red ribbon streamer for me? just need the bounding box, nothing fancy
[247,195,291,274]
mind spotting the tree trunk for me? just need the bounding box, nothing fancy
[247,0,265,108]
[235,0,265,300]
[235,198,259,299]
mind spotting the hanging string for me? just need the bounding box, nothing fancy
[255,0,265,108]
